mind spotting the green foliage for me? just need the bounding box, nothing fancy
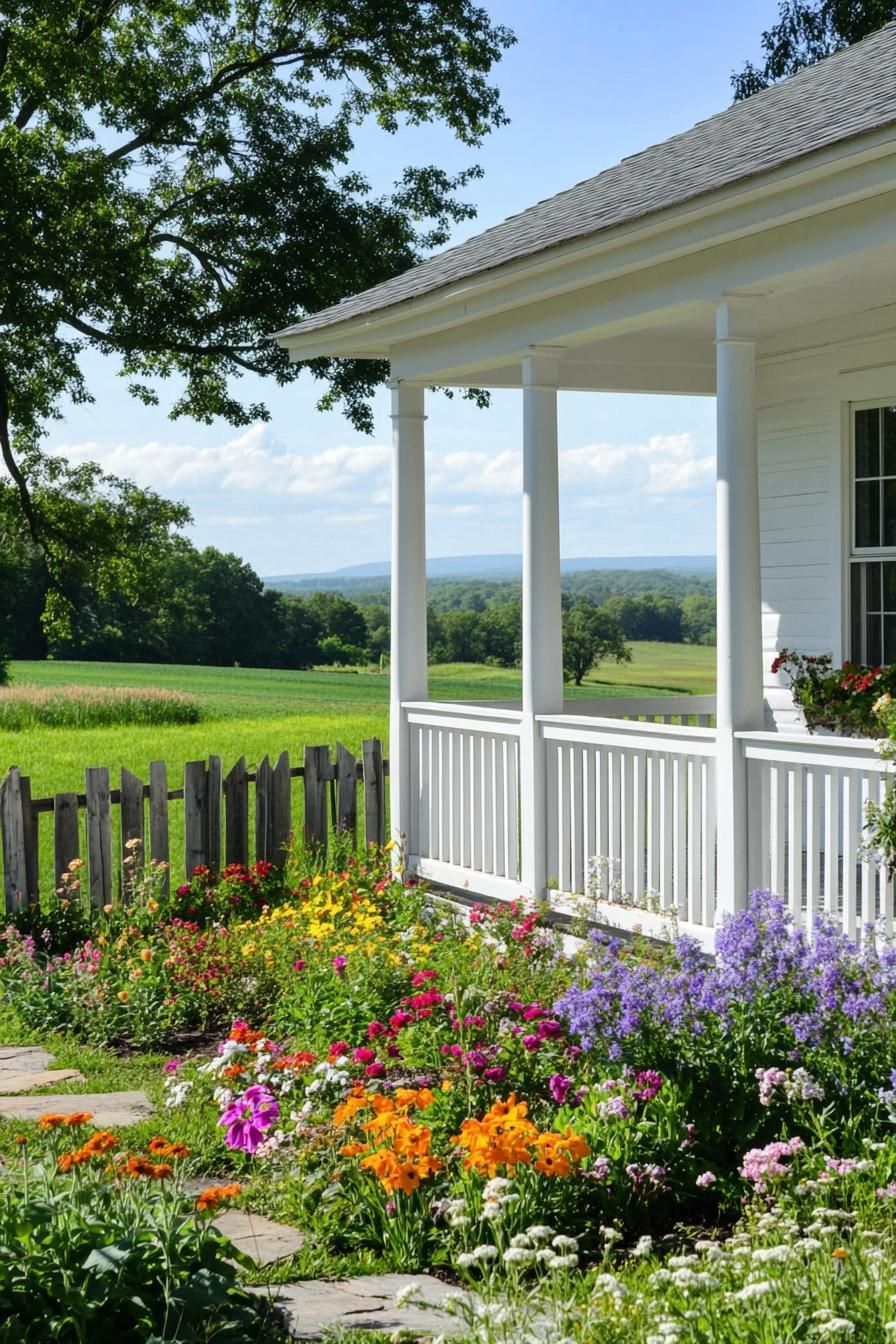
[562,600,631,686]
[772,648,893,736]
[0,1135,268,1342]
[733,0,896,100]
[0,0,514,617]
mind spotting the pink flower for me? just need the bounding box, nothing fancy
[522,1034,541,1052]
[696,1171,717,1188]
[367,1021,387,1039]
[332,955,347,976]
[352,1047,376,1065]
[329,1040,350,1058]
[292,959,306,972]
[365,1061,386,1078]
[411,970,437,985]
[163,1058,181,1074]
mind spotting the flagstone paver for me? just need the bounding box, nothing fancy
[259,1273,466,1339]
[0,1090,154,1125]
[212,1209,305,1266]
[0,1046,85,1094]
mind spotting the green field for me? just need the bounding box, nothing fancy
[5,643,715,798]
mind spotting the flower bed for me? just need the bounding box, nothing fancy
[4,852,896,1339]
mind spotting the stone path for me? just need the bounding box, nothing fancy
[260,1273,466,1340]
[2,1047,464,1338]
[0,1045,83,1094]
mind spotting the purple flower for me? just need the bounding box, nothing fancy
[332,955,347,977]
[293,959,306,972]
[164,1058,181,1074]
[521,1034,541,1052]
[219,1086,279,1154]
[548,1073,574,1105]
[483,1066,507,1084]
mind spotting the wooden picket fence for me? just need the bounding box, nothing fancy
[0,740,388,910]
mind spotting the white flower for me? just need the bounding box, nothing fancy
[481,1200,503,1221]
[503,1247,536,1265]
[455,1252,474,1268]
[442,1291,466,1310]
[551,1234,578,1251]
[394,1285,417,1309]
[668,1254,699,1268]
[633,1235,654,1257]
[535,1248,556,1263]
[526,1224,555,1241]
[472,1244,498,1261]
[448,1213,471,1228]
[548,1254,580,1271]
[510,1234,533,1249]
[815,1321,855,1338]
[752,1245,794,1263]
[600,1225,622,1244]
[164,1078,193,1108]
[483,1177,512,1196]
[733,1280,775,1301]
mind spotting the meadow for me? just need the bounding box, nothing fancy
[5,643,715,799]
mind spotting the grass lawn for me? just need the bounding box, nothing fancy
[2,645,714,896]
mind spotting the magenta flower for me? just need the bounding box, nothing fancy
[367,1021,387,1039]
[163,1058,181,1075]
[292,959,306,972]
[548,1073,574,1105]
[329,1040,350,1058]
[218,1086,279,1154]
[483,1066,507,1084]
[353,1046,376,1065]
[365,1061,386,1078]
[332,955,347,976]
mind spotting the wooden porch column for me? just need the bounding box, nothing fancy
[715,300,764,917]
[520,348,564,900]
[389,381,427,861]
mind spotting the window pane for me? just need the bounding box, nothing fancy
[851,565,864,661]
[884,561,896,610]
[867,559,882,612]
[867,614,883,666]
[885,615,896,666]
[885,480,896,547]
[856,479,881,547]
[885,407,896,476]
[856,408,881,477]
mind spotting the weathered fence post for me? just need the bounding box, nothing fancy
[207,755,222,874]
[270,751,292,868]
[255,755,273,862]
[85,767,113,907]
[363,739,386,846]
[1,767,32,909]
[120,768,144,901]
[335,743,358,843]
[224,756,249,866]
[184,760,209,877]
[54,792,80,888]
[149,760,170,895]
[303,745,330,853]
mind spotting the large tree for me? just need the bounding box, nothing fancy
[733,1,895,99]
[0,1,513,612]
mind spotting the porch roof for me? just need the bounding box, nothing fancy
[277,23,896,348]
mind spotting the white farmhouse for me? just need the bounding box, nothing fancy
[277,26,896,946]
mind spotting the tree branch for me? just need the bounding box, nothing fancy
[0,364,40,545]
[63,312,263,362]
[151,232,231,296]
[14,1,120,130]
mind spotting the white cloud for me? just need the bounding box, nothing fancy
[55,424,392,501]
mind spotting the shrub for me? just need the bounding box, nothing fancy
[0,683,201,729]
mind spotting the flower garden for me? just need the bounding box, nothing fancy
[2,845,896,1341]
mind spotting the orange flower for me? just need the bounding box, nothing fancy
[195,1182,242,1211]
[532,1127,590,1178]
[14,1135,26,1146]
[222,1065,245,1079]
[37,1114,69,1130]
[80,1130,120,1156]
[117,990,129,1002]
[339,1141,369,1157]
[333,1090,372,1128]
[147,1137,189,1159]
[139,948,152,962]
[63,1112,94,1127]
[453,1095,539,1176]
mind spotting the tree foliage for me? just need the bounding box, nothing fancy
[732,0,895,99]
[562,600,631,686]
[0,0,513,620]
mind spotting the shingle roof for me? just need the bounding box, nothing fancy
[279,23,896,340]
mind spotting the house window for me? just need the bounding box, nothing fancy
[850,403,896,665]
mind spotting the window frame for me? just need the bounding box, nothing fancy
[848,398,896,665]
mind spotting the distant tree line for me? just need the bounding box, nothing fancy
[2,527,716,673]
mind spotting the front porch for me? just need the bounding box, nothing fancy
[401,694,892,949]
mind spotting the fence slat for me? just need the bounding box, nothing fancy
[207,755,222,874]
[184,760,208,878]
[85,767,113,908]
[255,756,272,862]
[19,775,38,904]
[271,751,292,867]
[224,756,249,867]
[363,738,386,847]
[149,761,170,896]
[54,792,80,888]
[336,743,358,842]
[304,746,329,852]
[120,768,144,902]
[1,768,28,910]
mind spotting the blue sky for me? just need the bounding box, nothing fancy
[53,1,777,575]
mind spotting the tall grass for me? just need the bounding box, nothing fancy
[0,685,201,730]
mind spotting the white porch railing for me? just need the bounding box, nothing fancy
[739,731,895,936]
[402,700,896,944]
[541,713,718,934]
[404,702,523,899]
